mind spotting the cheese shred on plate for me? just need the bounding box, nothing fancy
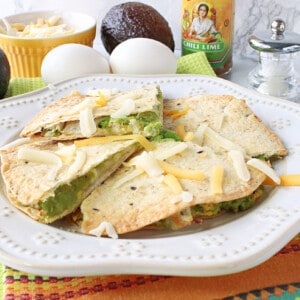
[89,221,118,239]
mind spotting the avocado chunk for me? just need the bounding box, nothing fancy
[0,49,10,99]
[101,2,175,54]
[38,147,137,223]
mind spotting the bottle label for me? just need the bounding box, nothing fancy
[182,0,234,72]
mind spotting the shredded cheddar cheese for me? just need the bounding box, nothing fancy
[163,109,180,116]
[176,122,186,140]
[157,160,205,181]
[163,174,183,194]
[263,174,300,186]
[170,107,191,120]
[163,107,191,120]
[175,122,194,141]
[95,93,107,107]
[183,131,194,142]
[74,135,155,151]
[210,165,224,195]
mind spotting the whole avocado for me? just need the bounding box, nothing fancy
[0,49,10,99]
[101,2,175,54]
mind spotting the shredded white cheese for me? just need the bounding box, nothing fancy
[131,151,163,177]
[0,138,30,150]
[17,148,62,167]
[205,126,245,154]
[89,221,118,239]
[55,143,77,164]
[113,169,144,188]
[170,191,194,203]
[115,143,189,187]
[155,142,188,161]
[193,123,208,146]
[247,158,281,184]
[66,150,86,178]
[111,98,136,118]
[228,150,251,182]
[71,98,98,114]
[79,107,97,137]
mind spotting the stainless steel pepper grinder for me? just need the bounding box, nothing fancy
[248,19,300,102]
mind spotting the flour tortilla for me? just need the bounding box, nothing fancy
[20,85,162,140]
[163,95,287,159]
[81,141,266,235]
[0,139,141,223]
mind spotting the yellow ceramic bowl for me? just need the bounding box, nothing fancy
[0,11,96,78]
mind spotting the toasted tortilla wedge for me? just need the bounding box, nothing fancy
[20,85,163,140]
[0,139,141,223]
[163,95,287,159]
[81,141,266,235]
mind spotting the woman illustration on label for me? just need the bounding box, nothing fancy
[188,3,217,42]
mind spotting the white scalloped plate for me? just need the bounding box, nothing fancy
[0,74,299,277]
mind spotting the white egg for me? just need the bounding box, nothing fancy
[109,38,177,74]
[41,43,110,84]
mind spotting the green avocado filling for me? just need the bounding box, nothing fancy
[155,186,264,230]
[38,149,131,223]
[96,111,163,138]
[150,129,181,142]
[192,186,264,217]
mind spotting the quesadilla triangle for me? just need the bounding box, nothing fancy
[80,140,269,236]
[20,85,163,141]
[163,95,287,160]
[0,138,143,223]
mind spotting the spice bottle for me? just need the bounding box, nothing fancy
[181,0,235,76]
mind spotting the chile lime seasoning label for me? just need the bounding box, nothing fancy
[182,0,234,75]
